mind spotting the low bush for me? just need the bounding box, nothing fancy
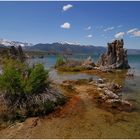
[23,64,49,94]
[0,58,66,122]
[55,56,66,68]
[0,59,49,95]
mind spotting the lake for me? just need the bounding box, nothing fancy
[28,54,140,107]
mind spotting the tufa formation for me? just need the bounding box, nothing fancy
[96,39,130,69]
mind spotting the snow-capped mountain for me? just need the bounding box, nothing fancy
[58,41,80,46]
[0,39,33,48]
[30,42,106,54]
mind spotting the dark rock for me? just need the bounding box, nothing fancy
[127,73,134,77]
[9,46,18,56]
[96,39,130,69]
[9,45,26,61]
[97,78,105,84]
[108,83,122,93]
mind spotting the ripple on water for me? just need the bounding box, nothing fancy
[49,69,99,84]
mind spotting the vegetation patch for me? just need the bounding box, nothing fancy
[0,58,67,124]
[55,56,66,68]
[55,56,93,72]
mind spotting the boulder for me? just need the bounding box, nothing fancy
[96,39,130,69]
[95,78,132,112]
[97,78,105,84]
[103,89,119,99]
[108,83,122,93]
[105,99,132,112]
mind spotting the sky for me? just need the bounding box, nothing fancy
[0,1,140,49]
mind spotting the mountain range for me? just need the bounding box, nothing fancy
[0,39,33,48]
[28,42,106,55]
[0,39,140,55]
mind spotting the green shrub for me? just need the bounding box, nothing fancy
[0,59,49,95]
[0,59,66,122]
[55,56,65,68]
[0,59,25,95]
[24,64,49,94]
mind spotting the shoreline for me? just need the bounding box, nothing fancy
[0,76,139,138]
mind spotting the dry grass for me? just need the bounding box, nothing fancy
[0,88,67,123]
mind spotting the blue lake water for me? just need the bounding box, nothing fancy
[28,54,140,107]
[28,54,140,75]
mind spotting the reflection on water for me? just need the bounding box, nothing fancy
[49,69,99,84]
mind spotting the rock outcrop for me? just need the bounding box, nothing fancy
[65,59,82,67]
[96,39,130,69]
[94,78,133,112]
[82,56,95,69]
[9,45,26,61]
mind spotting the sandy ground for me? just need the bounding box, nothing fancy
[0,84,140,139]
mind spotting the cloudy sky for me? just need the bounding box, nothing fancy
[0,1,140,49]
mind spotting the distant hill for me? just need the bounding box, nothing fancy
[0,40,140,55]
[29,42,106,55]
[127,49,140,55]
[29,42,140,55]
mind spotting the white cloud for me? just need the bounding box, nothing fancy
[126,28,140,37]
[115,32,125,38]
[104,27,114,32]
[127,28,138,34]
[132,30,140,37]
[63,4,73,11]
[60,22,70,29]
[85,26,91,30]
[86,34,93,38]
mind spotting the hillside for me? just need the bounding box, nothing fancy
[0,40,140,55]
[29,42,106,55]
